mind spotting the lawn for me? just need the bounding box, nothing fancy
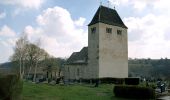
[23,82,126,100]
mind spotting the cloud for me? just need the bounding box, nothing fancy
[153,0,170,10]
[24,6,88,58]
[24,25,43,42]
[108,0,170,58]
[0,44,14,63]
[0,6,87,63]
[0,25,18,63]
[0,0,44,9]
[0,37,18,63]
[74,17,86,27]
[0,12,6,19]
[0,25,16,37]
[109,0,156,11]
[124,13,170,58]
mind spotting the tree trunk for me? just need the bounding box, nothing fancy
[51,72,52,80]
[27,63,32,80]
[19,57,22,79]
[58,69,61,78]
[22,59,25,79]
[47,71,49,83]
[33,61,38,82]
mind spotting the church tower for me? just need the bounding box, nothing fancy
[88,5,128,79]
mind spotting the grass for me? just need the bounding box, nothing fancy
[23,82,128,100]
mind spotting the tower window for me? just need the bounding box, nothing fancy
[91,27,96,34]
[117,30,122,35]
[106,28,112,33]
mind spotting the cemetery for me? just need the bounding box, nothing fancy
[0,72,170,100]
[0,3,170,100]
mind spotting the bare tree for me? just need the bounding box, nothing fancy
[11,35,49,81]
[10,35,29,79]
[25,43,49,82]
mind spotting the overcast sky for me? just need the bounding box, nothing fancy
[0,0,170,63]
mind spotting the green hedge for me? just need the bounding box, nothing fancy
[114,85,155,99]
[0,74,23,100]
[99,78,124,84]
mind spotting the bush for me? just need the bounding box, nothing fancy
[125,78,140,85]
[0,74,23,100]
[150,83,157,89]
[99,78,124,84]
[114,85,155,99]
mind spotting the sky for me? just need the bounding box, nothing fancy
[0,0,170,63]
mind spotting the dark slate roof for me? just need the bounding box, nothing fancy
[66,47,88,65]
[88,5,127,29]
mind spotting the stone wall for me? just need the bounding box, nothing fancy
[88,23,99,79]
[64,64,88,81]
[98,23,128,78]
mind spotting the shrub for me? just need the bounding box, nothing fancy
[114,85,155,99]
[125,78,140,85]
[149,83,156,89]
[0,74,23,100]
[99,78,124,84]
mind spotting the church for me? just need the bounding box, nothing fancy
[64,5,128,82]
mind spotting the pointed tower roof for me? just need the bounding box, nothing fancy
[88,5,127,29]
